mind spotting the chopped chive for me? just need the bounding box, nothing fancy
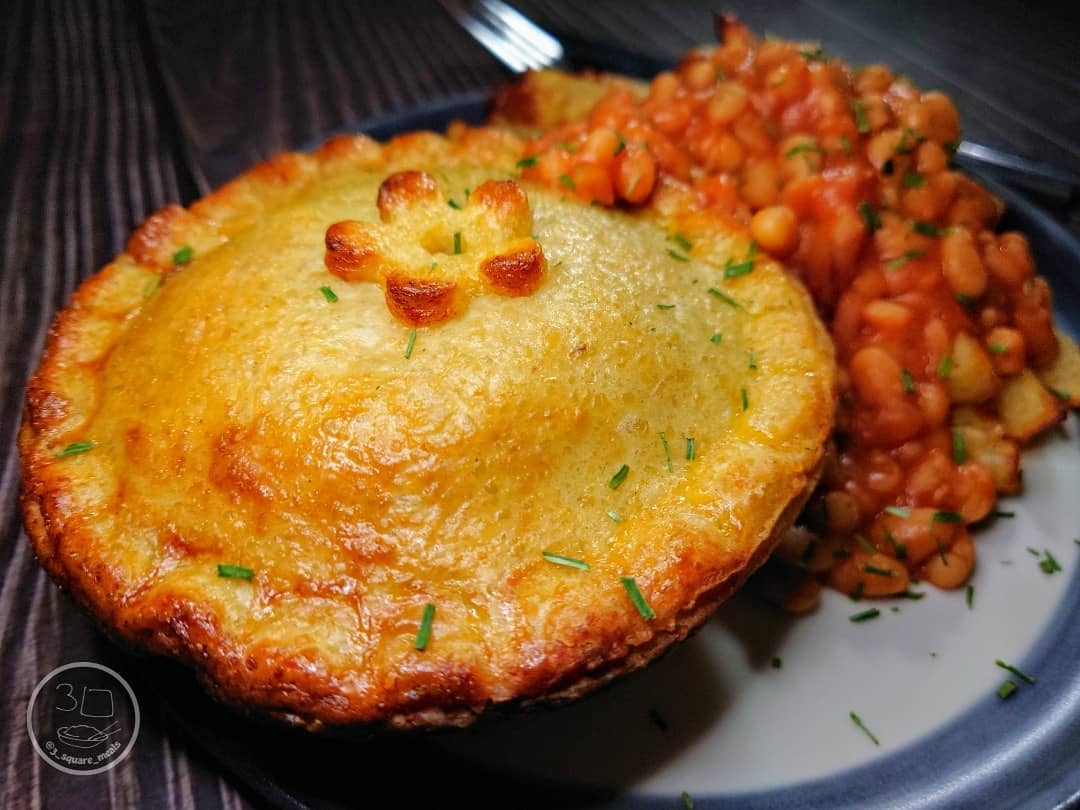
[217,563,253,580]
[899,590,926,600]
[901,368,916,393]
[997,680,1018,700]
[516,155,538,168]
[864,564,894,577]
[747,350,758,370]
[656,303,676,310]
[799,46,827,61]
[414,603,436,650]
[171,244,195,265]
[913,221,944,237]
[613,132,627,156]
[987,343,1008,355]
[447,198,462,210]
[895,128,921,154]
[852,99,870,133]
[542,551,590,571]
[740,387,749,411]
[992,510,1015,519]
[403,328,417,359]
[669,231,693,251]
[609,464,630,489]
[452,232,462,255]
[319,285,339,303]
[622,576,655,620]
[784,141,825,159]
[606,510,623,522]
[857,201,881,231]
[681,791,695,810]
[936,539,949,566]
[143,276,162,296]
[850,608,881,622]
[884,505,911,519]
[666,249,690,262]
[887,250,926,270]
[885,529,907,559]
[1027,547,1041,557]
[850,711,880,745]
[966,584,974,609]
[54,440,95,458]
[855,533,877,555]
[1038,550,1062,574]
[770,656,783,669]
[707,287,740,308]
[1048,387,1071,401]
[839,134,853,156]
[951,428,967,463]
[659,432,674,472]
[710,332,723,344]
[685,437,696,461]
[995,659,1035,685]
[724,259,754,279]
[558,173,576,190]
[933,507,967,528]
[901,171,925,188]
[955,293,975,307]
[937,355,954,379]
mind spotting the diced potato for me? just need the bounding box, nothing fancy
[997,368,1063,441]
[947,331,999,404]
[952,407,1021,493]
[1036,327,1080,408]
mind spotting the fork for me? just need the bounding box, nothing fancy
[438,0,1079,202]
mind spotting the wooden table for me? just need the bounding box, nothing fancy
[2,2,1078,807]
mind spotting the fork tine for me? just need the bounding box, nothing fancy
[477,0,564,63]
[437,0,562,73]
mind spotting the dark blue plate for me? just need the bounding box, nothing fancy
[147,99,1080,810]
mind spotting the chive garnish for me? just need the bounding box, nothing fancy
[771,657,783,669]
[669,232,693,251]
[997,680,1018,700]
[895,128,921,154]
[414,603,436,650]
[937,355,954,379]
[659,433,674,472]
[606,510,622,522]
[710,332,723,344]
[887,250,926,270]
[143,276,161,296]
[558,173,576,190]
[447,198,462,210]
[1038,550,1062,574]
[516,155,538,168]
[901,368,916,393]
[1027,547,1041,557]
[839,134,853,156]
[452,232,462,255]
[217,564,253,580]
[724,259,754,279]
[926,509,964,529]
[913,221,945,237]
[852,99,870,134]
[681,791,695,810]
[656,303,676,310]
[901,171,925,189]
[685,437,696,461]
[966,585,974,609]
[614,132,627,156]
[740,387,749,411]
[622,576,656,620]
[855,533,877,554]
[54,441,95,458]
[850,608,880,622]
[748,350,758,370]
[799,46,827,61]
[784,141,825,159]
[952,429,967,463]
[899,590,926,600]
[609,464,630,489]
[857,201,881,231]
[864,564,894,577]
[955,293,975,307]
[884,505,911,518]
[993,510,1015,519]
[542,551,590,571]
[707,287,740,308]
[403,328,417,359]
[667,249,690,262]
[995,659,1035,685]
[319,285,339,303]
[171,244,195,265]
[886,529,907,558]
[850,712,880,745]
[1048,387,1071,401]
[987,343,1008,355]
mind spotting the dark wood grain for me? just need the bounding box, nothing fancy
[2,2,1079,808]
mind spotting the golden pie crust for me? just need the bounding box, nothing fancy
[19,125,835,730]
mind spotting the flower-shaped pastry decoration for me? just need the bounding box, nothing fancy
[324,171,546,326]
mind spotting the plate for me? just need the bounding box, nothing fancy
[145,99,1080,810]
